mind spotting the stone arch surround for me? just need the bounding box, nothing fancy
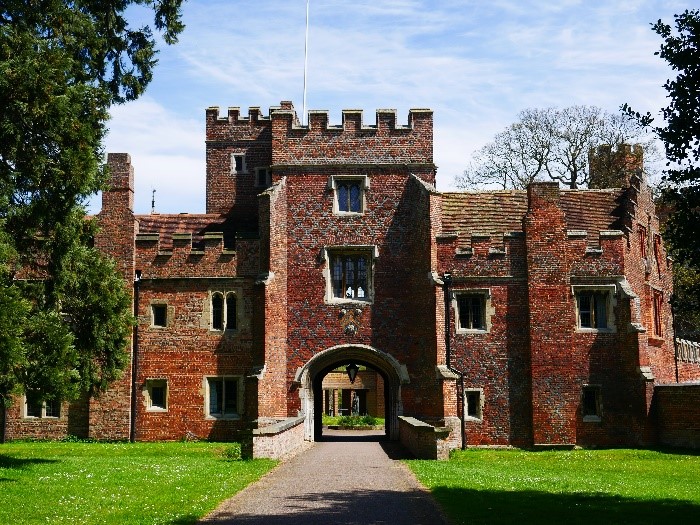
[294,344,410,441]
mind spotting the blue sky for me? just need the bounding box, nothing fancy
[93,0,695,215]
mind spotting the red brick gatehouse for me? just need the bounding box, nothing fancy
[5,101,700,454]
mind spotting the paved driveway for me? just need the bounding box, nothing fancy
[199,429,451,525]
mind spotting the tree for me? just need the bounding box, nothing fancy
[624,10,700,341]
[624,10,700,268]
[0,2,184,412]
[457,105,659,190]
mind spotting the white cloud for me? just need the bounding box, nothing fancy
[91,0,696,207]
[86,97,206,215]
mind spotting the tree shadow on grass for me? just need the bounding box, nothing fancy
[649,446,700,457]
[196,488,449,525]
[0,454,58,470]
[168,516,201,525]
[0,454,59,482]
[431,487,700,525]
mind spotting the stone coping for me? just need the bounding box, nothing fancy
[398,416,451,438]
[251,415,305,436]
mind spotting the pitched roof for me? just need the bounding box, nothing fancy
[560,188,624,239]
[136,214,231,249]
[441,187,624,245]
[441,191,528,237]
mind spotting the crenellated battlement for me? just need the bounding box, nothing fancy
[205,105,271,124]
[272,105,432,134]
[133,232,260,280]
[205,101,432,133]
[269,101,433,167]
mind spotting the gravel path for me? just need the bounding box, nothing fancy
[199,429,451,525]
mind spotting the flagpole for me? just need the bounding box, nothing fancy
[303,0,310,125]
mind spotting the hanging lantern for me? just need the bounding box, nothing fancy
[346,363,359,384]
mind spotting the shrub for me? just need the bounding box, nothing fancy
[337,414,377,427]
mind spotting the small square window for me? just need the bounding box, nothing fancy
[146,379,167,411]
[464,389,483,420]
[331,176,368,214]
[454,290,491,333]
[255,167,271,187]
[575,288,614,331]
[582,385,601,421]
[457,294,485,330]
[26,399,42,418]
[231,154,247,174]
[24,397,60,418]
[206,377,241,418]
[338,181,362,212]
[152,304,167,327]
[44,399,60,418]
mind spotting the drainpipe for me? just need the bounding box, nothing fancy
[129,270,141,443]
[671,294,679,383]
[443,272,466,450]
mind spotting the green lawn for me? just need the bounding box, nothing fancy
[322,414,384,427]
[406,448,700,525]
[0,441,276,525]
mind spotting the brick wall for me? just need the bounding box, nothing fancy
[90,153,137,440]
[257,178,289,419]
[4,396,89,440]
[242,415,306,459]
[134,278,256,441]
[205,106,272,226]
[438,231,532,447]
[274,103,439,424]
[652,384,700,449]
[9,102,697,453]
[271,106,434,181]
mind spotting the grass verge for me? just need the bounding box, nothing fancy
[0,441,276,524]
[406,448,700,525]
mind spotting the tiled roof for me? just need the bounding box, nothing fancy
[560,189,623,239]
[441,187,624,243]
[441,191,528,237]
[136,214,231,248]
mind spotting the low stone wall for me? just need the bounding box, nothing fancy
[399,416,452,460]
[653,384,700,449]
[241,416,306,459]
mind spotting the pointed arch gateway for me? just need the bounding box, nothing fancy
[294,344,410,441]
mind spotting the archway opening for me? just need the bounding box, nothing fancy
[295,344,408,442]
[312,360,390,441]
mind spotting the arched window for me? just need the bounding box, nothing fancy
[226,293,237,330]
[212,293,224,330]
[212,291,240,331]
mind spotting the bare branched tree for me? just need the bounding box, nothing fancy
[456,106,661,190]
